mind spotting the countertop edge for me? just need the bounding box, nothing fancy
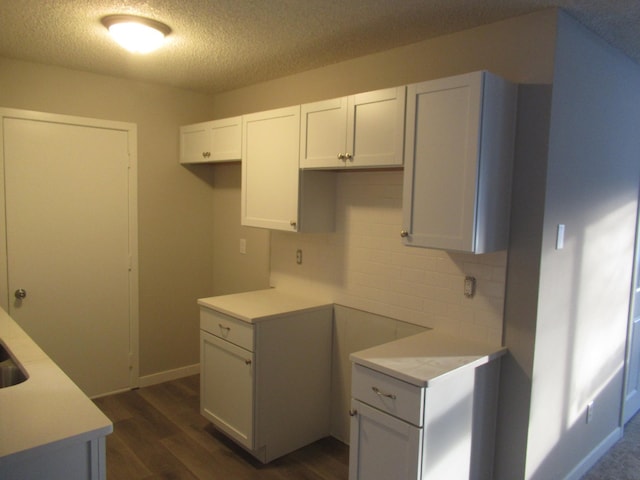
[350,330,507,387]
[0,309,113,460]
[198,289,333,323]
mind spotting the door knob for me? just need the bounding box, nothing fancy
[14,289,27,299]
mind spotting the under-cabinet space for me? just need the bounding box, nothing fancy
[300,86,406,169]
[179,116,242,164]
[242,105,335,232]
[401,71,517,253]
[199,290,333,463]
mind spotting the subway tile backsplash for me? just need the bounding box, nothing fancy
[270,170,506,346]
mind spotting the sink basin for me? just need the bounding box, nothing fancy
[0,341,28,388]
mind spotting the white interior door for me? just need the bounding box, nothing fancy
[0,110,138,398]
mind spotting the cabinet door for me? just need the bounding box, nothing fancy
[402,72,482,252]
[346,86,406,168]
[200,331,254,449]
[402,71,515,253]
[209,116,242,161]
[180,117,242,164]
[349,400,421,480]
[179,121,212,164]
[242,106,300,231]
[300,97,347,169]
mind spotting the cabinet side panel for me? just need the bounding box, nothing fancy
[255,308,333,461]
[299,170,336,232]
[423,367,475,479]
[474,74,517,253]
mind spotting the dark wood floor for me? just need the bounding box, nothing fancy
[93,375,349,480]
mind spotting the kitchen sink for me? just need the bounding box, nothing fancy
[0,341,27,388]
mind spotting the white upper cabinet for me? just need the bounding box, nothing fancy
[401,71,517,254]
[300,87,406,169]
[242,106,335,232]
[179,116,242,164]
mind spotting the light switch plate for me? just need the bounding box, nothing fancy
[556,224,565,250]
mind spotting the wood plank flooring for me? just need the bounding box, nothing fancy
[93,375,349,480]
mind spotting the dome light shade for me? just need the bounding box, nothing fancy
[102,15,171,54]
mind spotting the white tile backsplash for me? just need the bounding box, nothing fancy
[270,170,506,345]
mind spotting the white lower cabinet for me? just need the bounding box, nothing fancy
[199,290,333,463]
[349,332,504,480]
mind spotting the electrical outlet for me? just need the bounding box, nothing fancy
[239,238,247,254]
[464,276,476,298]
[586,401,594,424]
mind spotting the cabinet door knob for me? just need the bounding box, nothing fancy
[349,409,358,417]
[400,230,409,238]
[345,153,353,161]
[290,220,297,229]
[337,153,346,160]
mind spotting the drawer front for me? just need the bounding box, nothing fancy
[200,307,254,351]
[352,363,424,426]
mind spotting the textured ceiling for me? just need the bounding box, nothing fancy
[1,0,639,95]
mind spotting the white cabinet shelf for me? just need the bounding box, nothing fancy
[401,71,517,253]
[300,87,406,169]
[199,290,333,463]
[179,116,242,164]
[241,106,335,232]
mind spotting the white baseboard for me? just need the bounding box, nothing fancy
[139,363,200,388]
[564,426,623,480]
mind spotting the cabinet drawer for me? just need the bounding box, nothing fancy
[200,307,254,351]
[352,364,424,426]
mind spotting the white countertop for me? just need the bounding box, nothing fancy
[350,330,506,387]
[0,308,112,465]
[198,288,333,322]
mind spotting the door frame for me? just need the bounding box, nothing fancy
[623,198,640,423]
[0,107,140,392]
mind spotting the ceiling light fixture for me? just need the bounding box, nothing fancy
[101,14,171,54]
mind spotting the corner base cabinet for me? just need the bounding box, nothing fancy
[349,331,505,480]
[198,289,333,463]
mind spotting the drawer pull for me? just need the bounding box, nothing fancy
[245,359,252,365]
[372,386,396,400]
[349,409,358,417]
[218,323,231,332]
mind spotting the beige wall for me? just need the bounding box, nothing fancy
[523,12,640,479]
[0,57,217,377]
[211,9,556,118]
[210,162,270,296]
